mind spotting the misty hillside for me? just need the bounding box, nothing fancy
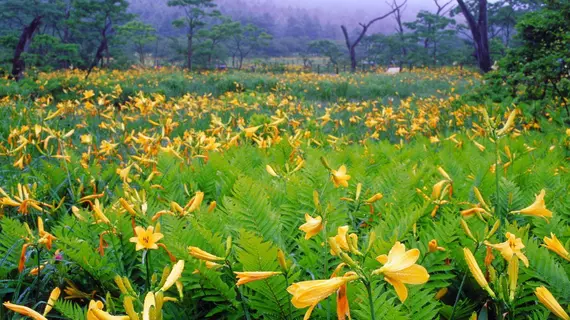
[127,0,433,39]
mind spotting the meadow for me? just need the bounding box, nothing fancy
[1,67,570,320]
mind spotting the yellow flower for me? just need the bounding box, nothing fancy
[365,193,383,204]
[244,125,261,138]
[299,213,323,240]
[160,260,185,292]
[266,164,279,177]
[508,256,519,301]
[87,300,129,320]
[484,232,529,267]
[535,286,570,320]
[463,248,496,298]
[187,191,204,213]
[188,246,224,262]
[372,242,430,302]
[428,239,445,253]
[543,233,570,261]
[234,271,282,286]
[331,226,350,252]
[511,189,552,220]
[496,109,517,136]
[331,165,351,188]
[43,287,61,316]
[287,273,358,320]
[142,292,156,320]
[80,134,93,144]
[129,226,164,251]
[3,301,47,320]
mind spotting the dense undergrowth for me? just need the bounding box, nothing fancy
[1,67,569,320]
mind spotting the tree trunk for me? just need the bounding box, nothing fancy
[456,0,492,73]
[12,16,42,81]
[340,2,403,73]
[87,21,112,79]
[187,34,193,70]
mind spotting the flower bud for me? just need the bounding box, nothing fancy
[277,249,288,272]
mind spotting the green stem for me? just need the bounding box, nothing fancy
[228,262,251,320]
[284,274,294,320]
[145,250,151,291]
[495,137,504,229]
[365,280,376,320]
[36,247,41,301]
[450,243,481,320]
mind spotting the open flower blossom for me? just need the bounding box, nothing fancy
[287,272,359,320]
[464,248,496,298]
[3,301,47,320]
[484,232,529,267]
[331,165,351,188]
[535,286,570,320]
[234,271,282,286]
[37,217,57,250]
[511,189,552,220]
[129,225,164,251]
[543,233,570,261]
[372,241,430,302]
[299,213,323,240]
[188,246,225,262]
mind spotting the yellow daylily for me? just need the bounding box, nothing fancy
[511,189,552,220]
[299,213,323,240]
[330,226,350,252]
[129,226,164,251]
[535,286,570,320]
[160,260,185,292]
[331,165,351,188]
[43,287,61,316]
[484,232,529,267]
[3,301,47,320]
[372,241,430,302]
[428,239,446,253]
[87,300,129,320]
[543,233,570,261]
[287,272,359,320]
[234,271,282,286]
[188,246,225,262]
[463,248,496,298]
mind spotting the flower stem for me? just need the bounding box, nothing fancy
[494,137,504,231]
[36,247,41,301]
[450,243,481,320]
[365,280,376,320]
[284,274,294,320]
[145,250,151,291]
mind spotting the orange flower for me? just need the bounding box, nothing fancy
[3,301,47,320]
[234,271,282,286]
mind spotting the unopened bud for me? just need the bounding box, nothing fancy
[460,219,477,242]
[277,249,288,272]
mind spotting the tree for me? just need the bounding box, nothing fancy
[405,1,456,66]
[70,0,133,77]
[388,0,409,69]
[340,1,405,72]
[487,0,569,115]
[197,17,238,68]
[308,40,342,66]
[229,24,272,70]
[0,0,61,79]
[455,0,492,72]
[118,20,156,65]
[167,0,218,70]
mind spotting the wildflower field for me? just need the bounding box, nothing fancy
[1,67,570,320]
